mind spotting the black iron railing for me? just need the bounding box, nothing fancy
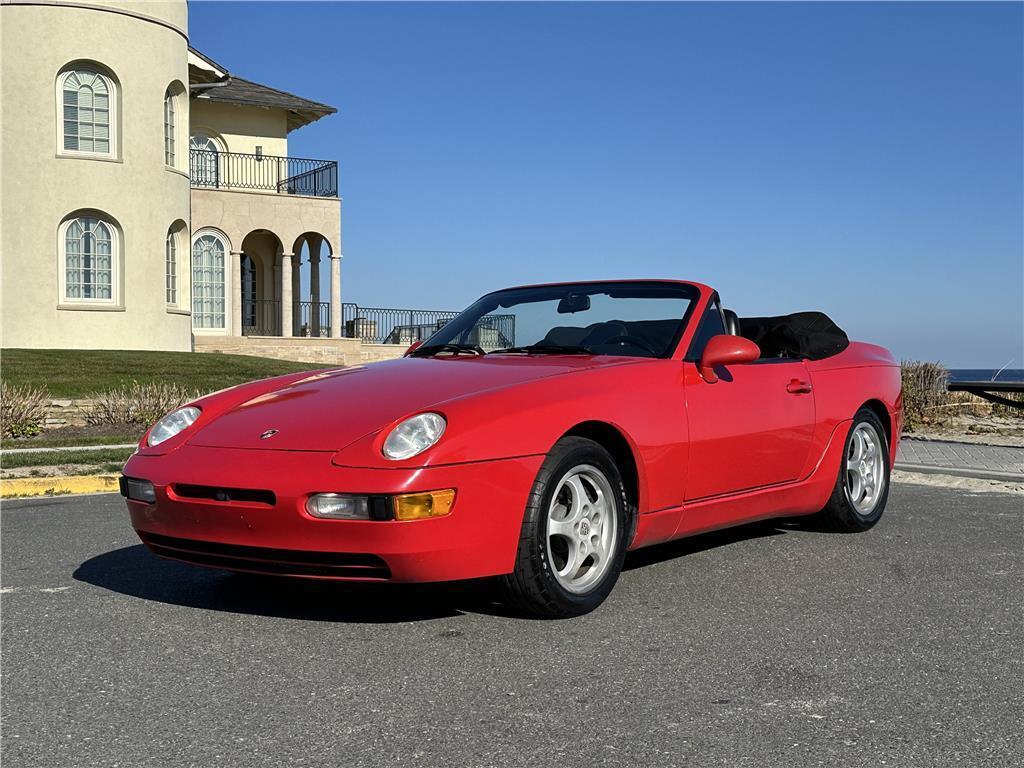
[340,305,457,345]
[190,149,338,198]
[242,299,281,336]
[296,301,331,337]
[340,304,515,347]
[239,299,517,347]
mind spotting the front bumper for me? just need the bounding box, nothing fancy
[122,446,543,583]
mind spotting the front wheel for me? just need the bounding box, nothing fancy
[816,408,891,532]
[499,437,629,618]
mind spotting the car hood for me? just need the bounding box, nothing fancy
[187,355,633,452]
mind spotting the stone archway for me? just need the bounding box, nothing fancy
[238,229,284,336]
[291,231,337,338]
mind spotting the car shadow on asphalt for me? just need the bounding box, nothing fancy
[74,520,804,623]
[622,519,788,571]
[73,545,498,623]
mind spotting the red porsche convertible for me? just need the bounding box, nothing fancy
[122,280,901,617]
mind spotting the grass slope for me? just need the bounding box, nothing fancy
[1,447,135,469]
[1,349,327,399]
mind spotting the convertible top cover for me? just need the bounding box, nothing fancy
[738,312,849,361]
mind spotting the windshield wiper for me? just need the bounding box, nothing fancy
[492,343,593,355]
[408,343,485,357]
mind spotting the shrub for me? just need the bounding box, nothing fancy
[900,361,996,431]
[85,382,199,427]
[1,382,48,438]
[993,392,1024,421]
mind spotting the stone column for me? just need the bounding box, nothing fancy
[280,252,293,337]
[330,253,342,339]
[309,251,321,336]
[292,256,302,335]
[230,250,243,337]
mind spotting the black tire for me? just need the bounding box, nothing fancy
[499,437,630,619]
[816,407,891,532]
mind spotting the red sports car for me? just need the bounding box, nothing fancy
[121,280,901,618]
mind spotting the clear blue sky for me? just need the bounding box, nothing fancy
[190,1,1023,368]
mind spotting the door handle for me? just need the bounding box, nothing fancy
[786,378,812,394]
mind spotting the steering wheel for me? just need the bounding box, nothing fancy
[602,335,660,356]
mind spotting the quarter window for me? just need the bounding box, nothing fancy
[192,233,226,329]
[61,69,113,155]
[688,299,727,359]
[63,216,115,301]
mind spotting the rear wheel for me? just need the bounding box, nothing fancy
[816,408,891,531]
[500,437,629,618]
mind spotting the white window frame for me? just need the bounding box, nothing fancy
[58,215,120,307]
[189,132,224,188]
[165,228,178,306]
[56,67,118,160]
[190,229,230,333]
[164,88,176,167]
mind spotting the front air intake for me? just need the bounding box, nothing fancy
[172,484,276,506]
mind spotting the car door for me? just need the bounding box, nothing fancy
[682,301,816,500]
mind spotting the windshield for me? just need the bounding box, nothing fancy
[420,282,698,358]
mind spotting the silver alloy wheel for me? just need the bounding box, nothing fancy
[546,464,618,594]
[846,422,886,516]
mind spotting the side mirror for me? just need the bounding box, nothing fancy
[405,340,423,356]
[698,335,760,383]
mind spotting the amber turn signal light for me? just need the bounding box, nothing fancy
[393,489,456,521]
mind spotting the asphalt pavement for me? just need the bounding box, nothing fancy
[2,484,1021,768]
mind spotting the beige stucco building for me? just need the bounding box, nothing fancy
[0,0,343,352]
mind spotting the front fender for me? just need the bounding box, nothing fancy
[330,359,689,513]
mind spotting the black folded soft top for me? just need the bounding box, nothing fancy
[738,312,849,361]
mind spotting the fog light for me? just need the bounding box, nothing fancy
[120,476,156,503]
[393,489,456,521]
[307,494,372,520]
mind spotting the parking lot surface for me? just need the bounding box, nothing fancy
[2,484,1021,767]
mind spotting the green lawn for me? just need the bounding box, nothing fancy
[4,431,141,449]
[1,349,328,399]
[1,446,135,469]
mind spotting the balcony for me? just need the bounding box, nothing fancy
[189,149,338,198]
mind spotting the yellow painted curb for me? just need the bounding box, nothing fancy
[1,474,120,499]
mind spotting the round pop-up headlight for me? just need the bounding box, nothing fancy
[147,406,201,447]
[383,412,446,460]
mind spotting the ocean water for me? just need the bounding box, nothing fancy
[949,369,1024,382]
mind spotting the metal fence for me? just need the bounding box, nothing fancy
[340,304,515,347]
[341,305,459,345]
[190,149,338,198]
[242,299,281,337]
[297,301,331,338]
[242,300,516,346]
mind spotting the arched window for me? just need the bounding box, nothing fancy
[192,232,227,329]
[62,215,116,302]
[163,89,176,166]
[165,229,177,305]
[60,69,115,155]
[190,134,220,187]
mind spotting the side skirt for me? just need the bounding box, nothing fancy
[630,419,852,550]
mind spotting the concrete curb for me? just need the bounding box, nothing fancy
[1,474,120,499]
[893,462,1024,483]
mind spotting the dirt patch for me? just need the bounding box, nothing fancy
[1,423,141,449]
[903,414,1024,447]
[892,469,1023,496]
